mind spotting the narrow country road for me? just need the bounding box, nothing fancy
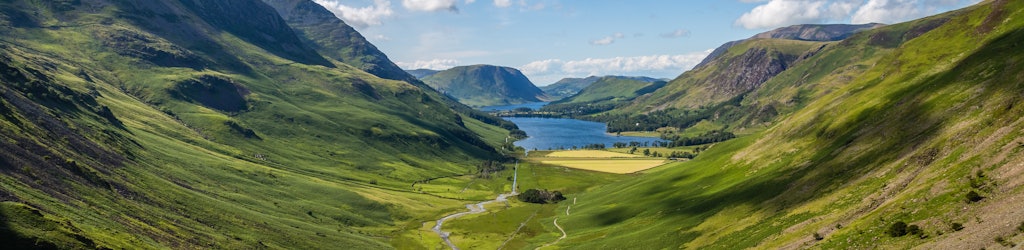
[433,161,519,250]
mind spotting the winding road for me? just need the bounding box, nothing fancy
[432,161,519,250]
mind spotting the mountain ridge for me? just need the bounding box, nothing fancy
[421,64,547,107]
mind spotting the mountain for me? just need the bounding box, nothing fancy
[696,23,883,69]
[543,1,1024,248]
[542,75,662,101]
[406,68,441,79]
[261,0,419,83]
[421,65,547,107]
[0,0,514,248]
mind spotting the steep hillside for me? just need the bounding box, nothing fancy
[261,0,418,83]
[533,1,1024,249]
[0,0,513,248]
[422,65,547,107]
[696,23,883,69]
[629,38,827,111]
[555,76,665,104]
[542,76,661,101]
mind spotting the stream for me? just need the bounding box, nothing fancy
[432,161,519,250]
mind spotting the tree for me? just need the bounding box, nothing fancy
[643,149,651,156]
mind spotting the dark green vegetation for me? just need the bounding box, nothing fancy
[0,0,522,248]
[421,64,548,107]
[448,1,1024,249]
[516,189,566,204]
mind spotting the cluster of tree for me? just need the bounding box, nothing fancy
[581,143,606,150]
[509,129,527,140]
[611,141,653,148]
[476,161,506,179]
[662,130,736,147]
[517,189,566,204]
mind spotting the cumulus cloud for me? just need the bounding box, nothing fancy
[494,0,512,7]
[660,29,691,38]
[396,59,460,70]
[314,0,394,29]
[735,0,979,30]
[402,0,458,12]
[590,33,625,46]
[521,50,713,84]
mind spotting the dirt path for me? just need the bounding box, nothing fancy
[536,197,576,250]
[433,161,519,250]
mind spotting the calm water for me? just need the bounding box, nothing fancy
[478,102,549,112]
[506,117,666,151]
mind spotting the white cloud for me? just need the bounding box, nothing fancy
[396,59,461,70]
[314,0,394,29]
[660,29,691,38]
[521,50,713,84]
[494,0,512,8]
[590,32,625,46]
[402,0,458,12]
[735,0,980,30]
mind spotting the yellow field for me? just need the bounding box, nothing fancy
[538,159,668,174]
[542,150,643,158]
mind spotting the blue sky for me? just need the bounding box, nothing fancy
[313,0,980,85]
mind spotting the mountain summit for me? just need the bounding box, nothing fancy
[422,65,548,107]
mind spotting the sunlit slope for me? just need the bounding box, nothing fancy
[622,39,827,113]
[0,0,508,248]
[552,1,1024,249]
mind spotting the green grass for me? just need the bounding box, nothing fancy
[430,1,1024,249]
[0,1,517,249]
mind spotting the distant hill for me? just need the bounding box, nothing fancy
[406,68,441,79]
[542,76,661,101]
[422,65,547,107]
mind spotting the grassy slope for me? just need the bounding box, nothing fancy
[556,77,658,104]
[434,1,1024,249]
[0,0,512,248]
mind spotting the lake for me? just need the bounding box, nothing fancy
[505,117,666,151]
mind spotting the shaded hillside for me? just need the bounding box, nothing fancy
[0,0,512,248]
[543,1,1024,249]
[422,65,547,107]
[261,0,418,83]
[542,76,661,101]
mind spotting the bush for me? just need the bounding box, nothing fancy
[951,222,964,231]
[966,190,984,202]
[887,221,908,237]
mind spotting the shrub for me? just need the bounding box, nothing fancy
[966,190,984,202]
[887,221,908,237]
[951,222,964,231]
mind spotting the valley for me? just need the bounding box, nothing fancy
[1,0,1023,249]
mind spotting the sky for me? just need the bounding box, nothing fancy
[313,0,980,85]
